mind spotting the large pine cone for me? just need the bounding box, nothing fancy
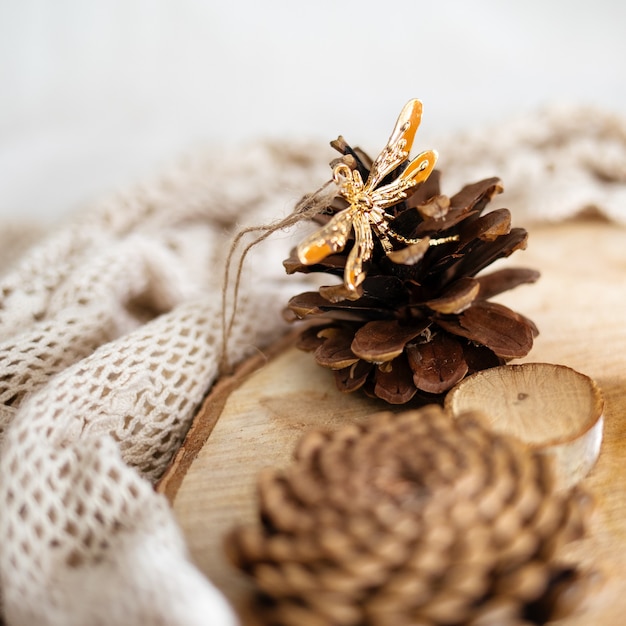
[284,169,540,405]
[226,406,592,626]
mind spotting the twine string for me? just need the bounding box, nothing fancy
[219,179,335,373]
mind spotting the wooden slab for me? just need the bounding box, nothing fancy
[160,217,626,624]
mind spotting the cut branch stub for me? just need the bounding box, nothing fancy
[445,362,604,489]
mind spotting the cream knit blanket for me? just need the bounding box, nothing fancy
[0,106,625,626]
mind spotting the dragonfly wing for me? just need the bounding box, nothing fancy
[401,149,438,184]
[344,212,374,291]
[297,209,353,265]
[366,99,424,190]
[370,149,438,210]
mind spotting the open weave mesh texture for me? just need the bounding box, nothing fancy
[0,140,328,626]
[0,105,624,626]
[436,103,626,223]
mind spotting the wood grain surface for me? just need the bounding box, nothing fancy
[160,217,626,624]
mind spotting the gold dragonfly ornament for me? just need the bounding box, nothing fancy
[297,99,457,294]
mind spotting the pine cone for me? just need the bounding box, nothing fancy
[226,406,592,626]
[284,151,539,405]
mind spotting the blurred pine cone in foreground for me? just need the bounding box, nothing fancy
[226,406,593,626]
[284,166,539,405]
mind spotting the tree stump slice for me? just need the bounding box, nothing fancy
[158,217,626,625]
[446,363,604,489]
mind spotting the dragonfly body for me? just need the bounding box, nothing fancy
[297,99,445,292]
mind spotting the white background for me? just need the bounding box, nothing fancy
[0,0,624,221]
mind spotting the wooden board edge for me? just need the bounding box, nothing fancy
[155,331,299,503]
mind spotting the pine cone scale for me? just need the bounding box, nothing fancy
[371,355,418,404]
[458,208,512,243]
[435,301,537,359]
[476,268,540,300]
[425,277,480,314]
[314,328,360,369]
[448,177,504,213]
[334,361,372,393]
[414,207,479,238]
[351,320,430,362]
[453,228,529,279]
[406,333,468,394]
[295,325,329,351]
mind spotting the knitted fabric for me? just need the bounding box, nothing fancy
[0,140,328,626]
[0,105,624,626]
[436,104,626,223]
